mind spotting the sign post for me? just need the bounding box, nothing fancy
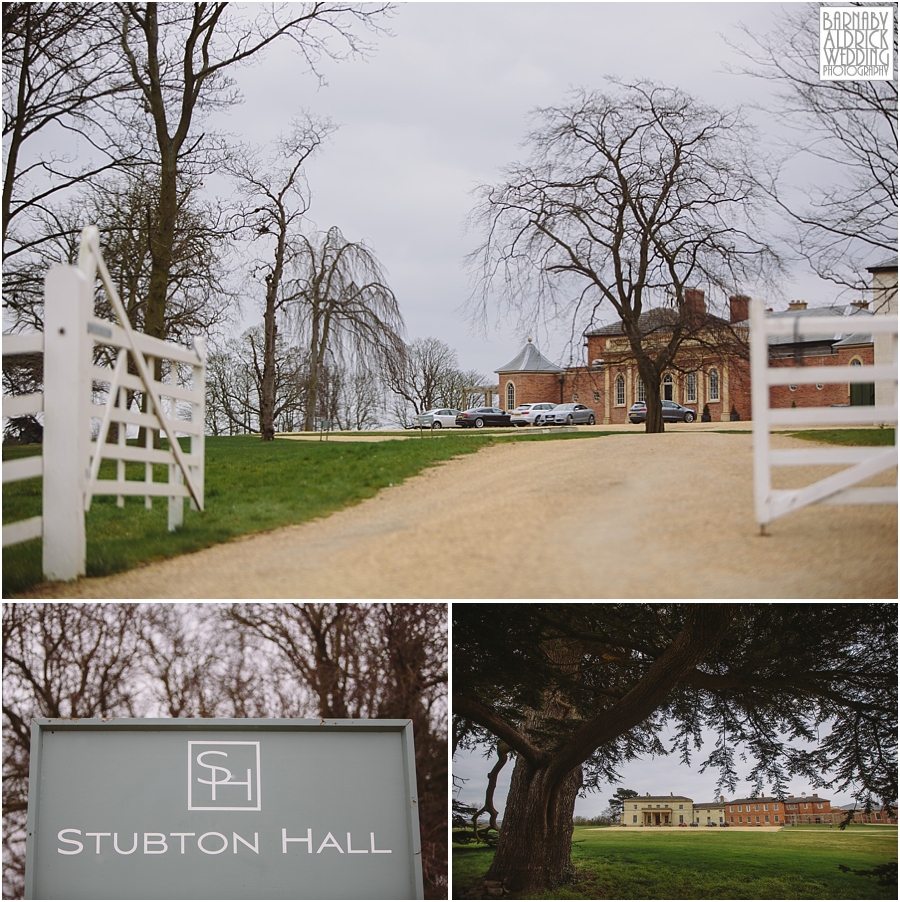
[24,719,424,900]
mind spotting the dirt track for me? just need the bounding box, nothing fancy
[25,428,896,599]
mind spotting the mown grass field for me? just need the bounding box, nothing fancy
[2,429,607,596]
[452,826,897,900]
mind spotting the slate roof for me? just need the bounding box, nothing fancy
[866,254,898,272]
[496,340,564,374]
[584,307,730,338]
[762,304,873,348]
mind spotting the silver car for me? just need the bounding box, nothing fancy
[543,403,596,425]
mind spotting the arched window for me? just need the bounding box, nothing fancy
[685,372,697,402]
[637,377,646,403]
[663,373,674,401]
[615,374,625,406]
[506,381,515,410]
[709,368,720,401]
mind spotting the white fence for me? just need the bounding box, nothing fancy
[750,296,898,530]
[2,226,206,582]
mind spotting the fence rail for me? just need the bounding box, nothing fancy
[2,226,206,581]
[750,297,898,530]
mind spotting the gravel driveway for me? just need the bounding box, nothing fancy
[25,431,897,599]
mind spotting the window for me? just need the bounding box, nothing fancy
[678,804,683,810]
[738,805,742,812]
[755,805,759,811]
[633,805,638,810]
[817,803,823,809]
[593,391,599,403]
[633,815,638,823]
[774,804,779,811]
[729,806,733,813]
[709,367,720,401]
[763,804,768,811]
[506,382,515,410]
[679,815,684,824]
[685,372,697,402]
[615,375,625,406]
[765,816,769,823]
[803,803,808,809]
[756,816,760,823]
[738,816,743,823]
[637,377,645,403]
[775,815,779,823]
[875,812,882,820]
[663,373,674,401]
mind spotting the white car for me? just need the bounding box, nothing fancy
[510,402,557,426]
[420,408,462,428]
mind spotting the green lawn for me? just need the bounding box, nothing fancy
[453,826,898,900]
[2,430,608,596]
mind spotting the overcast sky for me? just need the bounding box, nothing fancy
[214,0,850,378]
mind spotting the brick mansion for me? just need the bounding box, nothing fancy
[624,792,897,827]
[494,258,897,422]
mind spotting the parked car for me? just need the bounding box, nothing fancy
[542,402,596,426]
[420,408,461,428]
[678,822,688,827]
[511,402,557,426]
[628,400,696,424]
[455,407,512,428]
[719,821,730,827]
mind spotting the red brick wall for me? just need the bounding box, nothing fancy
[496,372,564,409]
[766,346,874,411]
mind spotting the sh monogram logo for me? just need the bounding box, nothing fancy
[188,741,261,811]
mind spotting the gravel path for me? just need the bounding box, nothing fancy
[25,431,897,599]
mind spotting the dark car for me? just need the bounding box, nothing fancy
[455,407,512,428]
[628,400,696,424]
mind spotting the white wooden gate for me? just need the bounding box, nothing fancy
[750,296,898,530]
[2,226,206,582]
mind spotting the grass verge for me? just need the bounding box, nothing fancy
[453,825,897,900]
[3,430,611,596]
[787,427,895,446]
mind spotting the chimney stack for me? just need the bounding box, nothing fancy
[684,288,705,327]
[788,300,808,311]
[729,294,750,324]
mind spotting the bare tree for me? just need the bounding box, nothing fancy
[205,326,307,435]
[1,3,132,262]
[113,2,393,371]
[384,336,462,418]
[229,116,334,440]
[469,79,779,432]
[729,2,898,293]
[289,226,406,430]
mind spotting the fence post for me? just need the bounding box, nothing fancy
[42,265,91,580]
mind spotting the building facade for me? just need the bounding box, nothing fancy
[626,793,694,826]
[618,792,883,826]
[495,282,888,423]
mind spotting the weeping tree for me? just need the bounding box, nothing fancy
[468,79,779,433]
[453,603,897,896]
[290,226,405,431]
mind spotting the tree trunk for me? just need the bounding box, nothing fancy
[640,362,665,434]
[483,755,583,895]
[260,294,278,441]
